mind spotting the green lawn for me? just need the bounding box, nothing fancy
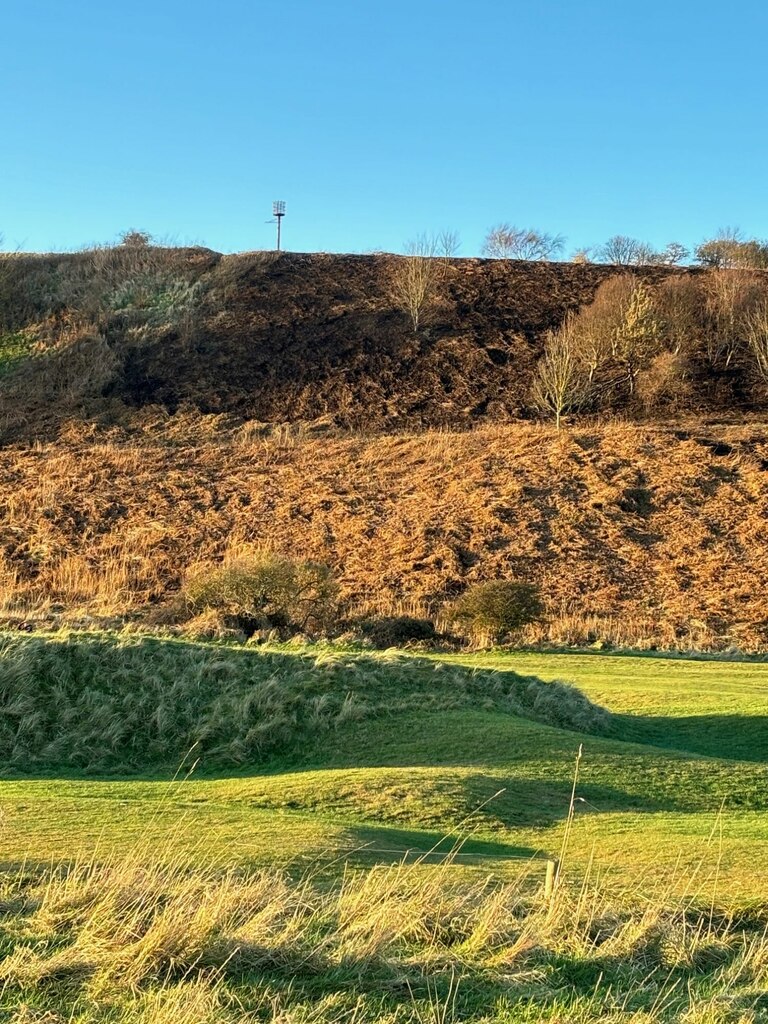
[1,637,766,901]
[1,636,767,1023]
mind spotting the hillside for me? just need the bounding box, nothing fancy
[0,247,713,438]
[2,247,768,647]
[0,421,766,648]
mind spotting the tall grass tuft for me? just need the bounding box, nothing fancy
[0,845,765,1023]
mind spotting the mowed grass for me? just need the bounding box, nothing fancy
[444,648,768,760]
[1,636,768,1023]
[0,635,766,900]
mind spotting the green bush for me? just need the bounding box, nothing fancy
[184,554,337,636]
[449,580,543,643]
[356,614,438,648]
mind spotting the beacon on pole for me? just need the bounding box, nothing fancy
[273,201,286,251]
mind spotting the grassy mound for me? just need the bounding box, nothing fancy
[0,647,766,906]
[0,632,611,773]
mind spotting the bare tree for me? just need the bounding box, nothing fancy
[567,276,662,401]
[704,270,765,369]
[695,227,745,268]
[482,224,565,261]
[615,281,661,393]
[746,302,768,384]
[696,228,768,269]
[594,236,656,266]
[436,229,461,262]
[655,242,689,266]
[531,317,589,429]
[389,233,443,331]
[655,274,703,357]
[571,275,635,386]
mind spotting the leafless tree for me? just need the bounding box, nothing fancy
[389,233,443,331]
[566,276,663,401]
[570,275,635,385]
[594,236,656,266]
[655,242,689,266]
[436,229,461,262]
[745,302,768,385]
[531,317,590,429]
[704,270,765,369]
[614,281,661,394]
[695,227,745,268]
[696,228,768,269]
[655,274,704,356]
[482,224,565,261]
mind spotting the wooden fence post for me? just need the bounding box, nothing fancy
[544,858,559,901]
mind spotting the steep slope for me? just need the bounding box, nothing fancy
[0,250,681,436]
[1,421,767,648]
[124,253,626,426]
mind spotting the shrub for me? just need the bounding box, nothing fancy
[655,274,703,358]
[569,274,636,388]
[118,228,153,247]
[635,349,692,412]
[356,614,438,648]
[184,554,337,637]
[448,580,543,644]
[531,316,591,429]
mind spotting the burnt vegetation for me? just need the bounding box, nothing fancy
[0,234,767,439]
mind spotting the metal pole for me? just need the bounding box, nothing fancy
[272,202,285,251]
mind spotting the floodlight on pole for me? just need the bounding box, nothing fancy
[273,200,286,251]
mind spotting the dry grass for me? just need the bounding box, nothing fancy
[0,421,766,649]
[0,845,766,1023]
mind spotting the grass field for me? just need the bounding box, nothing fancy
[0,634,766,1022]
[1,637,766,891]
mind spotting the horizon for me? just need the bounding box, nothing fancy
[3,238,767,261]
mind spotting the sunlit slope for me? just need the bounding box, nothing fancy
[2,422,768,649]
[0,635,765,897]
[446,649,768,761]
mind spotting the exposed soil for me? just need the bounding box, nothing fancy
[1,250,685,436]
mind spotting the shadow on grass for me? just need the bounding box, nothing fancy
[338,821,542,865]
[613,713,768,763]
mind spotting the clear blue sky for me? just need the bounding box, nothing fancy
[2,0,767,256]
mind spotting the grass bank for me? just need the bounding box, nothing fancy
[0,632,610,772]
[0,636,766,904]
